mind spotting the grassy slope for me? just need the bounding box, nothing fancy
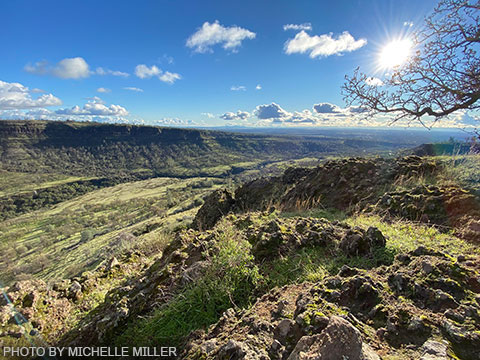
[0,176,224,283]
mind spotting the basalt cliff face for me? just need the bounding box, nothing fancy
[0,121,338,178]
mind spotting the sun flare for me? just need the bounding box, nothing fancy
[379,39,412,69]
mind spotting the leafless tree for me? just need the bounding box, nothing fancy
[343,0,480,130]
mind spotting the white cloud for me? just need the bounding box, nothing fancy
[134,64,181,84]
[348,105,368,114]
[159,71,182,84]
[202,112,215,118]
[252,102,364,125]
[279,110,318,124]
[450,110,480,127]
[255,103,291,119]
[255,84,262,90]
[0,80,62,110]
[0,107,136,124]
[313,102,342,114]
[220,110,250,120]
[135,64,161,79]
[155,117,197,126]
[231,85,246,91]
[55,97,128,116]
[96,87,111,93]
[95,67,129,77]
[218,100,479,128]
[51,57,90,79]
[24,60,49,75]
[0,108,53,120]
[31,88,45,93]
[284,30,367,58]
[366,77,384,86]
[162,54,175,64]
[123,87,144,92]
[283,23,312,31]
[25,58,128,79]
[186,21,256,53]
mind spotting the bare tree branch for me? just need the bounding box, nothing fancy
[343,0,480,130]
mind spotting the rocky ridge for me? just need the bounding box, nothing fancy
[194,156,480,242]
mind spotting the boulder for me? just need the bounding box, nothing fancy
[287,316,380,360]
[420,339,448,360]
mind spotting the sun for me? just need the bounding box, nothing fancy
[378,39,412,69]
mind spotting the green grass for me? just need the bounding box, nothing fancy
[347,214,480,257]
[261,240,394,289]
[115,221,261,348]
[115,208,475,349]
[280,208,347,222]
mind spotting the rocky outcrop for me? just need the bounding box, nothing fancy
[0,252,148,345]
[184,245,480,359]
[193,189,235,230]
[194,156,445,230]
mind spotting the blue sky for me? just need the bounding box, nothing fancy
[4,0,471,128]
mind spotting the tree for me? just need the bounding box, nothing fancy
[343,0,480,129]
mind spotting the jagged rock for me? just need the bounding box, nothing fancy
[21,292,37,308]
[421,260,434,274]
[388,273,411,293]
[339,227,386,257]
[193,189,235,230]
[287,316,380,360]
[235,177,286,212]
[444,309,465,323]
[282,167,312,184]
[218,339,263,360]
[420,340,448,360]
[269,339,285,359]
[52,279,71,294]
[200,339,218,355]
[107,257,120,270]
[443,320,469,343]
[181,260,209,285]
[377,185,480,241]
[7,326,25,339]
[274,319,295,344]
[275,300,288,316]
[338,265,359,277]
[68,281,83,301]
[365,227,386,248]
